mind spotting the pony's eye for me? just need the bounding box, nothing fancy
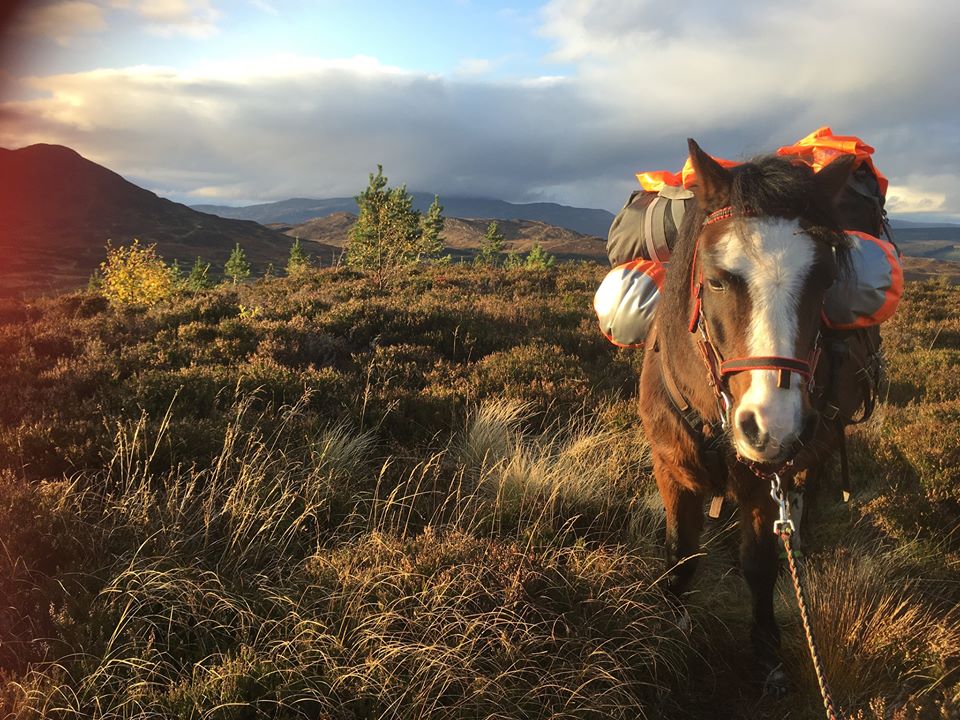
[707,277,726,291]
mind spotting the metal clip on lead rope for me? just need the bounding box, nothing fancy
[769,473,795,536]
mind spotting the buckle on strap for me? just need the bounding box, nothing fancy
[718,390,733,430]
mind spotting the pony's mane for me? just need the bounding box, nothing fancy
[661,154,850,334]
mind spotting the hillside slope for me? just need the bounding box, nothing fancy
[891,226,960,261]
[194,193,616,237]
[283,212,607,261]
[0,144,335,294]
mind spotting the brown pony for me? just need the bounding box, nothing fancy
[640,140,879,695]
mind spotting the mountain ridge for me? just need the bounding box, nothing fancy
[280,212,606,261]
[193,194,617,237]
[0,143,336,295]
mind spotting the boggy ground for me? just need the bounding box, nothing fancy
[0,263,957,718]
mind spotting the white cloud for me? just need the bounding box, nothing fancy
[136,0,220,37]
[886,176,958,215]
[247,0,277,14]
[0,57,624,207]
[540,0,960,126]
[16,1,107,45]
[455,58,493,76]
[535,0,960,214]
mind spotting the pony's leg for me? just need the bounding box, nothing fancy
[736,481,786,694]
[654,463,704,600]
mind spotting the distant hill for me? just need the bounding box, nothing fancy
[282,212,607,261]
[889,218,959,229]
[0,144,336,295]
[890,226,960,262]
[193,194,616,238]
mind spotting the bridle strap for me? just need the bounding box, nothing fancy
[689,205,753,333]
[720,355,811,377]
[703,206,739,225]
[721,355,815,391]
[720,356,813,377]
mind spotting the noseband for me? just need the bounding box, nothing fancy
[687,206,822,430]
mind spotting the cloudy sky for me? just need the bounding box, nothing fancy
[1,0,958,219]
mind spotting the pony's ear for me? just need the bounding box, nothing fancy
[815,154,855,201]
[687,138,731,213]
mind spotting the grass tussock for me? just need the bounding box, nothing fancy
[782,548,960,714]
[2,390,688,719]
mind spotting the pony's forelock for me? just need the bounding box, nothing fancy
[728,156,849,268]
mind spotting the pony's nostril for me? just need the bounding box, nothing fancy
[738,410,767,449]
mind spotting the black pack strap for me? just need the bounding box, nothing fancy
[850,363,878,425]
[813,335,848,421]
[659,352,726,453]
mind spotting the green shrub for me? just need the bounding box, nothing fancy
[472,341,588,406]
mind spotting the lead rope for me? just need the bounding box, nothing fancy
[770,474,840,720]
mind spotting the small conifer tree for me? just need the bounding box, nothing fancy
[504,249,524,268]
[87,268,103,292]
[287,237,311,276]
[185,257,211,291]
[347,165,432,289]
[525,242,556,270]
[476,221,506,266]
[224,243,251,285]
[419,195,446,261]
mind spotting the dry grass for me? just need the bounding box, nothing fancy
[778,548,959,712]
[1,391,690,719]
[0,266,957,718]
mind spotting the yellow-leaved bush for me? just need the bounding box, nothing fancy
[99,239,177,307]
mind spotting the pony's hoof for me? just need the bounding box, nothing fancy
[761,664,788,698]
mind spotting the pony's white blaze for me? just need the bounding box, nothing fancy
[714,218,813,461]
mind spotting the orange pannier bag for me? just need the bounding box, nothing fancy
[597,127,903,347]
[594,258,666,348]
[822,231,903,330]
[777,127,889,196]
